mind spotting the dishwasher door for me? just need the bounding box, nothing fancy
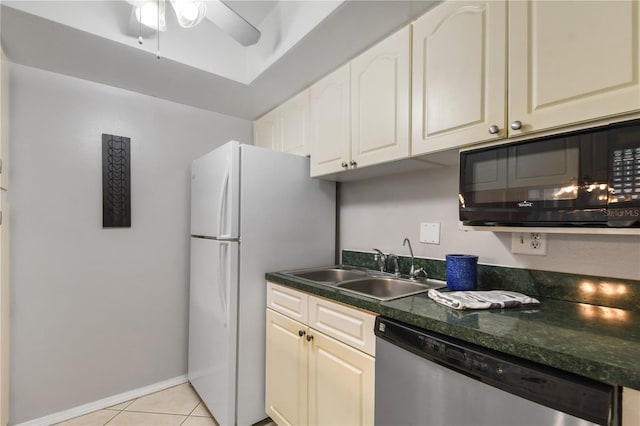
[374,317,618,426]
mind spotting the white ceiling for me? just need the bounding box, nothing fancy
[1,0,439,120]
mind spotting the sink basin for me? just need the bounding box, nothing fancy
[288,267,369,284]
[282,265,447,301]
[336,277,446,301]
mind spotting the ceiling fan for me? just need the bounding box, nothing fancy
[126,0,261,48]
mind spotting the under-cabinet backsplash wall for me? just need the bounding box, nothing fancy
[341,250,640,311]
[338,162,640,281]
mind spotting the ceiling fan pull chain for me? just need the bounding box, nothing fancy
[156,0,161,59]
[138,5,143,45]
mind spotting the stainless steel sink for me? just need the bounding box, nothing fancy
[283,266,446,301]
[336,277,446,301]
[288,267,369,284]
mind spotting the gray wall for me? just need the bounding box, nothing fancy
[339,164,640,281]
[9,64,252,424]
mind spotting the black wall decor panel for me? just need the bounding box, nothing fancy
[102,134,131,228]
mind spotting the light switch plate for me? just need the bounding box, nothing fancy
[420,222,440,244]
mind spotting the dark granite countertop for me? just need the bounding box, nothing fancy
[266,271,640,391]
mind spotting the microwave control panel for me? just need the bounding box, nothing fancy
[611,147,640,202]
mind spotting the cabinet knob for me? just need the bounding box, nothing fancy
[298,330,306,337]
[306,334,314,342]
[488,125,500,134]
[510,120,522,130]
[341,161,348,168]
[349,160,357,167]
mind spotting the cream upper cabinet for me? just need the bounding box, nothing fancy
[253,90,310,156]
[253,109,279,151]
[279,90,310,156]
[351,25,411,168]
[508,0,640,136]
[310,64,351,177]
[311,25,411,178]
[411,1,507,155]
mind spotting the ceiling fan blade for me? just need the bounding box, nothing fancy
[204,0,261,46]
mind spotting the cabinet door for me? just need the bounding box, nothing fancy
[254,109,279,151]
[351,25,410,168]
[412,1,506,155]
[508,0,640,136]
[308,331,375,426]
[0,48,7,426]
[280,90,310,156]
[265,309,308,426]
[0,49,7,191]
[623,387,640,426]
[310,64,351,177]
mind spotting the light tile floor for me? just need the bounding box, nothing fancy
[54,383,220,426]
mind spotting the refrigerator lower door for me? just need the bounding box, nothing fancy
[188,237,239,425]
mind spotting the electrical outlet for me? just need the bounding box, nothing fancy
[511,232,547,255]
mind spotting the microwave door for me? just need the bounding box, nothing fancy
[506,138,580,203]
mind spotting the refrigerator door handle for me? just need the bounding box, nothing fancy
[218,169,230,238]
[218,242,228,327]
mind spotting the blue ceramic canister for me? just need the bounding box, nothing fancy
[445,254,478,291]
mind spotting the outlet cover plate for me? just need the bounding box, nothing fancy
[511,232,547,255]
[420,222,440,244]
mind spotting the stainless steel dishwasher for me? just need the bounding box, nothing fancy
[374,317,620,426]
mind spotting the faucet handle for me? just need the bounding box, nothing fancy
[409,267,427,281]
[388,254,401,276]
[372,248,387,272]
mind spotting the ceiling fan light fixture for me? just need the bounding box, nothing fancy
[170,0,207,28]
[134,0,167,32]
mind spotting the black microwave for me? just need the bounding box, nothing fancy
[459,119,640,228]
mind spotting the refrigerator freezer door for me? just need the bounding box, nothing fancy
[191,141,240,238]
[188,237,239,425]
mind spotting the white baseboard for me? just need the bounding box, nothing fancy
[14,375,188,426]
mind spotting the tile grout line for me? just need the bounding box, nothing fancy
[180,400,204,425]
[124,409,195,416]
[104,396,137,425]
[103,408,123,426]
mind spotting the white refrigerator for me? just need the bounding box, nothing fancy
[188,141,336,425]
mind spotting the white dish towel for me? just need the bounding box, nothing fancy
[427,289,540,310]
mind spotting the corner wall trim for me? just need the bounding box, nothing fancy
[13,375,188,426]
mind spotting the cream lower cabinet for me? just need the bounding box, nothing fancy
[623,387,640,426]
[508,0,640,137]
[265,309,308,426]
[265,282,375,426]
[0,48,8,426]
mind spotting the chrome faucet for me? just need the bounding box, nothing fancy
[403,238,426,280]
[373,248,387,272]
